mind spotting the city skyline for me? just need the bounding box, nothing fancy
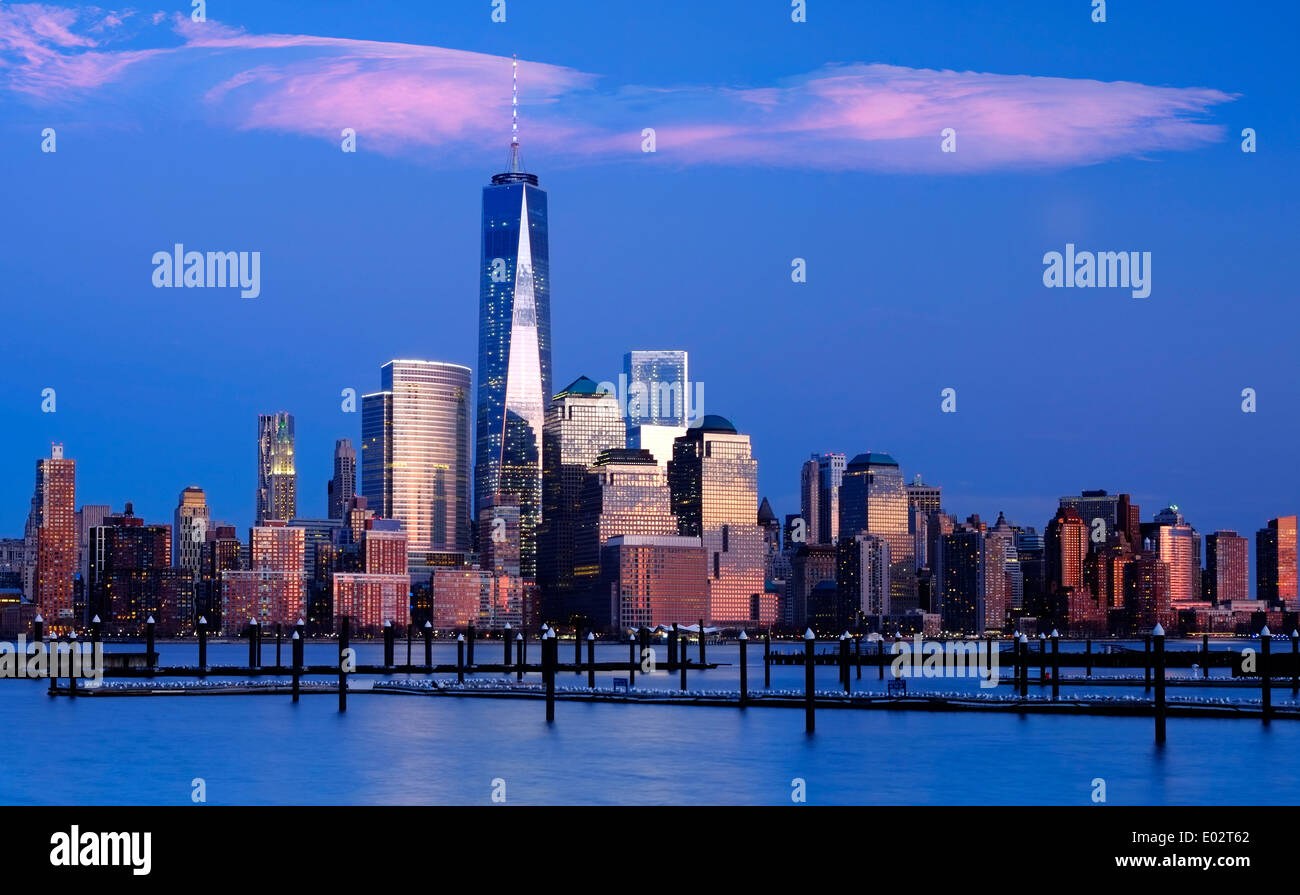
[4,3,1296,559]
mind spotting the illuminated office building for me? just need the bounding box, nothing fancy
[362,360,472,568]
[27,444,76,630]
[173,486,209,579]
[668,417,767,626]
[328,438,357,520]
[1204,530,1248,604]
[839,452,915,613]
[603,534,707,630]
[221,521,305,629]
[256,413,297,523]
[1151,506,1202,608]
[474,93,552,579]
[1257,515,1298,605]
[538,376,625,619]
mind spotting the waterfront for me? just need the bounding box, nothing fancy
[4,641,1299,805]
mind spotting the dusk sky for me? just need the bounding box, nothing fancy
[2,1,1296,569]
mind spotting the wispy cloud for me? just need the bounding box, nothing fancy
[0,3,1236,171]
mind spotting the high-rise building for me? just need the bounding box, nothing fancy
[256,412,297,523]
[1124,551,1171,633]
[538,376,625,619]
[1059,490,1122,545]
[27,444,76,630]
[798,459,820,546]
[602,534,707,630]
[333,520,410,633]
[574,449,679,626]
[361,360,472,567]
[328,438,357,520]
[1205,530,1249,604]
[1256,515,1298,605]
[989,512,1023,611]
[939,527,985,635]
[626,423,689,468]
[1150,506,1202,608]
[1045,506,1088,595]
[200,524,241,631]
[76,504,110,588]
[813,453,845,545]
[836,533,891,626]
[89,503,191,635]
[839,452,915,613]
[222,521,305,629]
[907,475,942,570]
[668,416,767,626]
[1016,526,1046,610]
[474,99,552,579]
[624,349,690,427]
[173,487,209,579]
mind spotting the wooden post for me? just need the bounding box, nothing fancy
[1018,635,1029,697]
[1085,637,1092,677]
[423,621,433,669]
[254,619,262,669]
[291,630,301,703]
[1038,634,1046,685]
[248,619,258,669]
[276,622,283,670]
[516,633,524,681]
[698,618,706,666]
[1260,626,1272,724]
[739,630,748,707]
[1202,633,1210,679]
[575,627,583,671]
[32,613,44,647]
[456,634,465,684]
[668,623,678,673]
[295,618,305,674]
[1050,629,1060,701]
[1153,623,1166,744]
[383,620,394,667]
[544,631,556,723]
[145,615,156,676]
[197,616,208,677]
[764,631,771,688]
[628,633,637,686]
[855,635,862,680]
[90,615,101,649]
[804,629,815,733]
[587,632,596,688]
[878,639,885,680]
[679,633,687,691]
[338,616,349,712]
[1143,635,1151,691]
[466,623,475,670]
[504,622,512,668]
[840,633,850,694]
[68,633,78,698]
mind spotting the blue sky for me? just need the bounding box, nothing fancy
[1,1,1296,572]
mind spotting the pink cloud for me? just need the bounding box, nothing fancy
[0,4,1235,172]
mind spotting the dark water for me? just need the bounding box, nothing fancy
[3,640,1297,805]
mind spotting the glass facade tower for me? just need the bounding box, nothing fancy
[475,141,551,579]
[362,360,472,567]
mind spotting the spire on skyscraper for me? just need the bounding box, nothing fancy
[508,54,523,174]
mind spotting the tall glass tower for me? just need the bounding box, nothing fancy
[256,413,297,524]
[475,61,552,579]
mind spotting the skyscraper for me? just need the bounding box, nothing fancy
[798,459,820,546]
[1204,530,1249,604]
[475,69,552,578]
[624,349,690,426]
[839,452,915,613]
[668,416,767,626]
[173,486,209,579]
[814,452,845,545]
[256,413,297,523]
[28,444,76,630]
[538,376,625,619]
[90,503,191,635]
[328,438,357,520]
[1151,506,1201,608]
[362,360,472,568]
[1256,515,1298,605]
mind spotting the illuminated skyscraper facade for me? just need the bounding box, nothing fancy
[362,360,472,567]
[1257,515,1298,605]
[474,129,551,579]
[1205,529,1248,604]
[538,376,625,619]
[668,416,766,626]
[839,452,915,613]
[328,438,357,520]
[256,413,297,523]
[624,349,690,426]
[173,486,209,579]
[1151,506,1201,608]
[28,444,76,630]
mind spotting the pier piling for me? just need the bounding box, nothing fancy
[503,623,512,668]
[1050,629,1060,701]
[544,631,556,722]
[764,632,772,688]
[1085,638,1092,677]
[804,629,815,734]
[1261,626,1272,724]
[668,624,678,674]
[575,627,582,671]
[1203,633,1210,679]
[1143,635,1151,691]
[679,634,687,691]
[699,618,706,666]
[383,621,394,667]
[276,623,282,670]
[423,621,433,669]
[291,630,301,703]
[516,633,524,681]
[467,624,475,670]
[739,630,748,707]
[1018,635,1029,697]
[1292,630,1298,696]
[338,616,349,712]
[457,634,465,683]
[855,635,862,680]
[840,633,850,694]
[145,615,155,676]
[587,632,596,688]
[248,619,258,670]
[1154,624,1166,743]
[198,616,208,676]
[628,633,637,686]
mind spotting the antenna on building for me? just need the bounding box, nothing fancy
[508,54,522,173]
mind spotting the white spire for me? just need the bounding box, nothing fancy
[509,54,522,173]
